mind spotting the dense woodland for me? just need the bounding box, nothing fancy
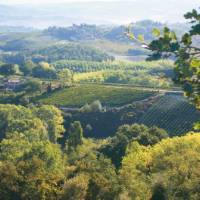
[0,6,199,200]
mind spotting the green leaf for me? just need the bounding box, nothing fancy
[163,27,170,38]
[137,34,145,42]
[190,59,200,74]
[169,31,177,41]
[152,28,161,37]
[129,32,135,40]
[182,33,192,46]
[193,122,200,131]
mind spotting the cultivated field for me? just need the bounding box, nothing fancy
[38,84,156,107]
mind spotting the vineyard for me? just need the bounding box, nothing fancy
[37,83,200,137]
[61,93,200,138]
[139,94,200,136]
[38,84,156,107]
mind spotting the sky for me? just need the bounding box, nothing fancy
[0,0,199,5]
[0,0,199,27]
[1,0,115,4]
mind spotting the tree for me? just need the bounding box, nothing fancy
[0,135,32,162]
[100,124,168,168]
[27,141,66,173]
[20,60,36,75]
[17,80,42,94]
[33,105,65,143]
[74,153,120,200]
[0,104,49,142]
[58,68,72,86]
[151,183,167,200]
[0,139,67,200]
[90,100,103,112]
[62,174,89,200]
[0,104,68,199]
[80,100,103,113]
[0,104,34,140]
[0,104,65,143]
[67,121,83,151]
[0,161,21,200]
[0,64,19,76]
[32,62,57,79]
[120,133,200,199]
[16,156,65,200]
[6,118,48,142]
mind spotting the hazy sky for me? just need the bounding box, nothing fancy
[0,0,199,27]
[1,0,115,4]
[0,0,199,5]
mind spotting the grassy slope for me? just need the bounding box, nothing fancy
[38,84,156,107]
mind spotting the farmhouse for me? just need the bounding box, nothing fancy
[0,78,22,91]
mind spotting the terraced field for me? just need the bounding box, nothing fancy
[38,84,156,107]
[139,94,200,136]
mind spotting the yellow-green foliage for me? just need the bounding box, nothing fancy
[120,133,200,199]
[62,60,174,88]
[74,71,107,83]
[62,173,90,200]
[76,138,107,158]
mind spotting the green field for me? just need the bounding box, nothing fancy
[38,84,156,107]
[139,94,200,136]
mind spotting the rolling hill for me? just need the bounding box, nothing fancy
[36,84,200,138]
[139,94,200,136]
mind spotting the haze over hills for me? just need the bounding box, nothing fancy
[0,1,199,28]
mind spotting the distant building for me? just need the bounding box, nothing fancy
[0,78,22,91]
[6,78,22,90]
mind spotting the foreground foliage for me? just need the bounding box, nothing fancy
[120,133,200,200]
[0,104,199,199]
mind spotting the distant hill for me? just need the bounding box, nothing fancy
[0,26,35,33]
[44,21,188,42]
